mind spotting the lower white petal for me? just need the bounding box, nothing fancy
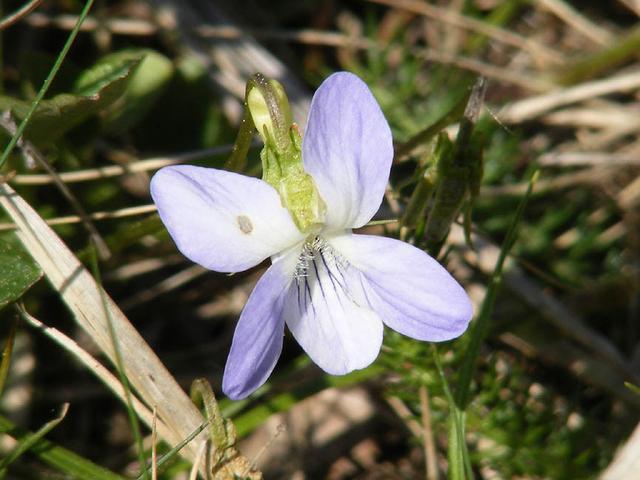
[282,236,383,375]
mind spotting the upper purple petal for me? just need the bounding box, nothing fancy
[222,260,290,399]
[150,165,304,273]
[302,72,393,229]
[329,234,473,341]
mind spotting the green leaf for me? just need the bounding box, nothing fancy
[101,49,174,134]
[0,56,141,145]
[73,54,143,96]
[0,235,42,311]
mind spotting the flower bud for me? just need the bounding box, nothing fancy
[246,75,292,152]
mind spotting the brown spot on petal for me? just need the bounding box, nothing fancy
[237,215,253,234]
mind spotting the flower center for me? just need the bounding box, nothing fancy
[291,235,366,316]
[294,236,339,278]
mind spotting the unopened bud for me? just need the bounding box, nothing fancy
[246,75,292,152]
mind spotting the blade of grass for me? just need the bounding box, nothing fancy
[0,403,69,474]
[0,413,124,480]
[17,305,163,433]
[0,0,94,170]
[455,170,539,410]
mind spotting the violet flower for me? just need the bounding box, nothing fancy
[150,72,473,400]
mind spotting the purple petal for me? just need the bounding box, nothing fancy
[150,165,304,273]
[303,72,393,229]
[282,240,383,374]
[222,261,290,399]
[330,234,473,341]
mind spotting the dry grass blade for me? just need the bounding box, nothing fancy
[367,0,563,65]
[26,12,368,49]
[536,0,613,46]
[538,152,640,167]
[616,0,640,16]
[0,182,211,472]
[0,204,158,232]
[499,70,640,123]
[416,48,551,92]
[18,307,164,435]
[10,146,234,185]
[25,12,157,35]
[599,421,640,479]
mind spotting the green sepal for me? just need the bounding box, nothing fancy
[243,74,326,233]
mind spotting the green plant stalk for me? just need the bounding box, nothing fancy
[0,0,95,170]
[447,413,464,480]
[0,413,124,480]
[88,246,149,480]
[224,107,255,172]
[0,319,16,397]
[432,346,470,479]
[556,26,640,85]
[455,170,539,411]
[191,378,228,447]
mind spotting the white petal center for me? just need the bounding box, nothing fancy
[282,234,383,374]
